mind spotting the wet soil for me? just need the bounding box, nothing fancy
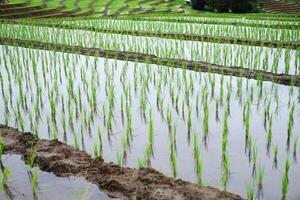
[0,37,299,87]
[2,21,299,49]
[0,125,243,200]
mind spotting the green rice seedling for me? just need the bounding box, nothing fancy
[61,116,67,136]
[28,149,37,168]
[187,107,192,133]
[281,174,288,200]
[74,133,79,150]
[93,143,99,158]
[257,165,265,189]
[137,159,145,170]
[252,146,258,170]
[52,128,58,140]
[222,171,228,192]
[246,184,254,200]
[170,146,177,178]
[50,94,56,122]
[131,192,137,200]
[116,151,123,167]
[31,167,38,194]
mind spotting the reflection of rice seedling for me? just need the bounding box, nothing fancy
[187,107,192,133]
[294,135,299,158]
[273,144,279,167]
[32,167,38,194]
[284,158,290,178]
[267,115,273,149]
[193,133,203,186]
[287,104,295,145]
[149,109,154,150]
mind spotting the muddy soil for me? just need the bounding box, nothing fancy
[2,21,299,49]
[0,37,299,87]
[0,125,243,200]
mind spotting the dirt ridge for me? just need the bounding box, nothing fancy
[0,37,299,87]
[0,124,243,200]
[2,21,299,49]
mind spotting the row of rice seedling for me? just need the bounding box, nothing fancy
[0,44,299,199]
[55,19,300,42]
[0,23,299,75]
[5,17,300,42]
[134,15,300,27]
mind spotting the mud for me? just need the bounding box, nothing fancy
[2,20,299,49]
[1,37,299,87]
[0,125,243,200]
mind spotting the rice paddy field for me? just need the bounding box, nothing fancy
[0,4,300,200]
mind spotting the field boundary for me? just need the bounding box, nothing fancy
[0,124,243,200]
[0,37,299,86]
[2,21,299,49]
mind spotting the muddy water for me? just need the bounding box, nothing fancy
[1,24,299,75]
[0,45,300,199]
[0,154,110,200]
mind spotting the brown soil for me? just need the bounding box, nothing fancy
[0,37,298,87]
[2,21,299,49]
[0,125,243,200]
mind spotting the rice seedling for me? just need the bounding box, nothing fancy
[116,151,123,167]
[246,184,254,200]
[0,16,299,200]
[281,174,288,200]
[137,159,145,170]
[1,167,10,189]
[257,165,265,189]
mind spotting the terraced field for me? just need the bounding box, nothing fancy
[0,0,188,18]
[0,2,300,200]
